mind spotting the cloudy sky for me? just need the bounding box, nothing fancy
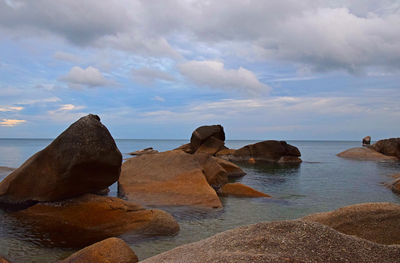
[0,0,399,140]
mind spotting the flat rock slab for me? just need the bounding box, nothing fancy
[141,220,400,263]
[337,147,398,161]
[303,202,400,245]
[119,151,222,208]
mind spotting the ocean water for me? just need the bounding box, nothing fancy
[0,139,400,262]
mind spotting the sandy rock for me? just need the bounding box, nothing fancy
[372,138,400,159]
[214,158,246,178]
[190,125,225,152]
[119,151,222,208]
[219,183,270,198]
[0,114,122,206]
[60,237,138,263]
[303,202,400,245]
[13,194,179,247]
[337,147,397,161]
[141,220,400,263]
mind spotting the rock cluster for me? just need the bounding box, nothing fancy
[372,138,400,159]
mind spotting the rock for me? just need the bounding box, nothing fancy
[218,140,301,164]
[303,202,400,245]
[372,138,400,159]
[219,183,270,198]
[92,188,110,196]
[60,237,138,263]
[213,158,246,178]
[190,125,225,152]
[0,114,122,206]
[0,256,10,263]
[215,148,236,157]
[141,220,400,263]
[119,151,222,208]
[362,136,371,146]
[194,136,225,155]
[13,194,179,247]
[174,143,194,154]
[390,176,400,195]
[194,154,228,188]
[128,147,158,156]
[337,147,397,161]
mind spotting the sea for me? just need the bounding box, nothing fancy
[0,139,399,262]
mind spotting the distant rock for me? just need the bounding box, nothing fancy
[362,136,371,146]
[190,125,225,152]
[119,151,222,208]
[13,194,179,247]
[219,183,270,198]
[128,147,158,156]
[0,114,122,206]
[60,237,138,263]
[337,147,397,161]
[372,138,400,159]
[303,202,400,245]
[141,220,400,263]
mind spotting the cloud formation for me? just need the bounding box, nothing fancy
[132,67,175,85]
[0,106,23,112]
[59,66,111,89]
[0,119,26,127]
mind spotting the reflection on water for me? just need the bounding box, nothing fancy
[0,139,399,262]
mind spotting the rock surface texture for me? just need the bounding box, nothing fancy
[337,147,397,161]
[303,202,400,245]
[141,220,400,263]
[60,237,138,263]
[372,138,400,159]
[0,256,10,263]
[0,114,122,205]
[13,194,179,247]
[219,183,270,198]
[190,125,225,153]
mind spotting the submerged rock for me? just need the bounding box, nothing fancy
[119,151,222,208]
[141,220,400,263]
[13,194,179,247]
[372,138,400,159]
[337,147,397,161]
[0,114,122,206]
[218,183,270,198]
[303,202,400,245]
[60,237,138,263]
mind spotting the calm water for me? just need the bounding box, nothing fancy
[0,139,400,262]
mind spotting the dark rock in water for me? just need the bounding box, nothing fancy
[141,220,400,263]
[0,114,122,206]
[362,136,371,146]
[128,147,158,156]
[303,202,400,245]
[13,194,179,247]
[218,183,270,198]
[190,125,225,152]
[0,256,11,263]
[60,237,138,263]
[337,147,397,161]
[372,138,400,159]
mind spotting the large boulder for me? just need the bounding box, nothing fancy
[218,183,270,198]
[60,237,138,263]
[0,114,122,206]
[217,140,301,164]
[141,220,400,263]
[303,202,400,245]
[13,194,179,247]
[337,147,397,161]
[119,151,223,208]
[372,138,400,159]
[190,125,225,153]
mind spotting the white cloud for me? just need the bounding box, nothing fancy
[17,97,61,105]
[0,106,23,112]
[0,119,26,127]
[152,96,166,102]
[59,66,112,89]
[53,51,81,63]
[179,60,271,94]
[132,67,174,85]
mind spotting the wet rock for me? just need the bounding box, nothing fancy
[13,194,179,247]
[119,151,222,208]
[128,147,158,156]
[60,237,138,263]
[0,114,122,206]
[141,220,400,263]
[214,158,246,178]
[190,125,225,152]
[337,147,397,161]
[219,183,270,198]
[303,202,400,245]
[362,136,371,146]
[372,138,400,159]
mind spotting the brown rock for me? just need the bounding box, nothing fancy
[13,194,179,247]
[303,202,400,245]
[0,256,10,263]
[119,151,222,208]
[362,136,371,146]
[194,154,228,188]
[337,147,397,161]
[141,220,400,263]
[174,143,194,154]
[372,138,400,159]
[128,147,158,156]
[0,114,122,206]
[60,237,138,263]
[390,177,400,195]
[215,148,236,157]
[194,136,225,155]
[214,158,246,178]
[190,125,225,152]
[219,183,270,198]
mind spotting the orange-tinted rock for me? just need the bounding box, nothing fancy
[0,114,122,206]
[214,158,246,178]
[174,143,194,154]
[337,147,397,161]
[194,136,225,155]
[215,148,236,157]
[0,256,10,263]
[219,183,270,198]
[119,151,222,208]
[190,125,225,152]
[303,202,400,245]
[372,138,400,159]
[60,238,138,263]
[391,177,400,195]
[13,194,179,247]
[194,154,228,188]
[128,147,158,156]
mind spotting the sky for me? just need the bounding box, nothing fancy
[0,0,399,140]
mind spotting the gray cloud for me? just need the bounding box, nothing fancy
[132,67,175,85]
[59,66,112,89]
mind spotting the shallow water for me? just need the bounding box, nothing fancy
[0,139,399,262]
